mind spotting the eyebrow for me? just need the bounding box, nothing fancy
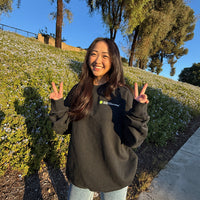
[91,50,109,54]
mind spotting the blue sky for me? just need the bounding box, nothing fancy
[1,0,200,81]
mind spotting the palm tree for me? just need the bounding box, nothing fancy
[50,0,72,48]
[55,0,63,48]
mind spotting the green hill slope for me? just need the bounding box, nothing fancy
[0,30,200,176]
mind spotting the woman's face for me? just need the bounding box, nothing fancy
[89,41,112,83]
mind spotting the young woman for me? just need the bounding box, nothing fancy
[49,38,149,200]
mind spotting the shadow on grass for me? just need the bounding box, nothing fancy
[14,86,68,200]
[68,59,82,77]
[0,110,5,125]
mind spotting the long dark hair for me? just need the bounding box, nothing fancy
[69,37,126,121]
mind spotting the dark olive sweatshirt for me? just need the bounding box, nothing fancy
[49,84,149,192]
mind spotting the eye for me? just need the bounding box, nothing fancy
[90,52,97,56]
[103,55,110,59]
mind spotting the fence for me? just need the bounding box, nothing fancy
[0,23,84,52]
[0,23,37,38]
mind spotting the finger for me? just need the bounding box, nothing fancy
[134,82,138,98]
[59,82,63,96]
[140,83,148,95]
[143,97,149,104]
[137,94,147,102]
[52,82,58,94]
[49,93,54,99]
[142,94,149,104]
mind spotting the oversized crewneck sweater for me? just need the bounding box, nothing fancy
[49,83,149,192]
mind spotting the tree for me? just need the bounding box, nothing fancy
[0,0,21,16]
[149,0,195,75]
[86,0,127,40]
[178,63,200,87]
[86,0,151,42]
[55,0,63,48]
[0,0,12,15]
[127,0,196,76]
[126,0,152,67]
[50,0,72,48]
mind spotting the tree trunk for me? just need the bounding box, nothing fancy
[110,28,114,40]
[110,28,117,41]
[128,26,139,67]
[55,0,63,48]
[113,29,117,41]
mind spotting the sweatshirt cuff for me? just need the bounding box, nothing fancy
[130,99,148,118]
[51,98,67,112]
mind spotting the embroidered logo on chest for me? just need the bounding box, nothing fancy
[99,100,120,107]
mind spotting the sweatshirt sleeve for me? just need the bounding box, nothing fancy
[123,92,150,148]
[49,98,71,135]
[49,85,77,135]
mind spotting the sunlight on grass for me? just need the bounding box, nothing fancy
[0,30,200,176]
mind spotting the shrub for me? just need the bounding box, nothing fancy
[1,30,200,176]
[0,30,83,176]
[178,62,200,87]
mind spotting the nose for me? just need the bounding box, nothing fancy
[95,55,102,64]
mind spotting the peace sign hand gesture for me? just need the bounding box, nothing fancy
[134,83,149,104]
[50,82,63,100]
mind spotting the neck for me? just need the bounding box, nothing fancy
[93,76,108,85]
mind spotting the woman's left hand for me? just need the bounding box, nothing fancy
[134,83,149,104]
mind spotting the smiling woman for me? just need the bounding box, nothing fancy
[89,41,112,85]
[49,37,150,200]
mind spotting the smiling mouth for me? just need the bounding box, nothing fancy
[93,66,104,71]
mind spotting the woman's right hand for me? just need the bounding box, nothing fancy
[50,82,63,100]
[134,82,149,104]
